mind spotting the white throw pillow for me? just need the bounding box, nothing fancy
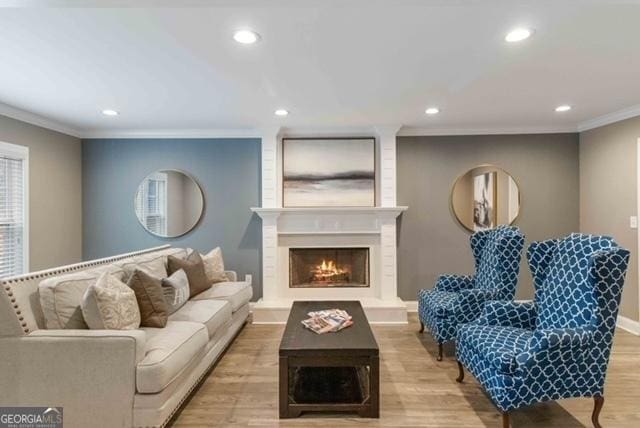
[161,269,190,314]
[200,247,229,284]
[81,272,141,330]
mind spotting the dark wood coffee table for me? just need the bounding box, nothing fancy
[279,300,379,418]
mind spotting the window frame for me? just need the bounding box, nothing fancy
[0,141,29,276]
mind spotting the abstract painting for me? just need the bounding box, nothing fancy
[283,138,375,207]
[473,171,496,231]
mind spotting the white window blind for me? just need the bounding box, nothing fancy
[135,172,167,235]
[0,143,28,278]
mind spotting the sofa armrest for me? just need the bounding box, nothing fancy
[29,328,147,364]
[475,301,537,329]
[0,332,140,427]
[224,270,237,282]
[434,274,474,292]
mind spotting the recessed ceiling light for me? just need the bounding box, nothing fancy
[555,105,572,112]
[505,28,532,43]
[233,29,261,45]
[274,109,289,116]
[101,109,119,116]
[425,107,440,115]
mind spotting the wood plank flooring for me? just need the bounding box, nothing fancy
[172,314,640,427]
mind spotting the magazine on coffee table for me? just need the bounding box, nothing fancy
[301,309,353,334]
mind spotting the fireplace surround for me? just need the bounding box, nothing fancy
[251,127,408,324]
[289,247,370,288]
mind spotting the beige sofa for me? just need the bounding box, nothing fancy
[0,245,252,428]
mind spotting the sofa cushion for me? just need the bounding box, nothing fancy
[191,281,252,312]
[137,321,208,393]
[38,266,125,329]
[457,323,533,375]
[169,300,232,339]
[113,248,187,281]
[119,253,168,283]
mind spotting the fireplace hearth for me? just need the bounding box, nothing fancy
[289,247,370,288]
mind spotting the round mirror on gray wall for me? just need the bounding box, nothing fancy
[134,170,204,238]
[451,165,521,232]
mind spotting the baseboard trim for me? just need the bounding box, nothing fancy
[617,315,640,336]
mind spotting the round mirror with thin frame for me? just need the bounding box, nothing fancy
[134,170,204,238]
[451,165,520,232]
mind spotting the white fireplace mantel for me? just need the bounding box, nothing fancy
[250,206,407,235]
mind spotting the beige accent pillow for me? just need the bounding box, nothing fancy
[38,266,125,329]
[81,272,141,330]
[201,247,229,284]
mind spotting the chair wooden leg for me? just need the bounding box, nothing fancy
[592,396,604,428]
[502,412,510,428]
[419,321,424,333]
[437,342,443,361]
[455,361,464,383]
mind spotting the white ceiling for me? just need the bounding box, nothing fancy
[1,0,640,137]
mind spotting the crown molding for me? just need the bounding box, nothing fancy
[4,100,640,140]
[374,124,402,137]
[0,102,81,138]
[80,128,263,139]
[397,125,577,137]
[577,103,640,132]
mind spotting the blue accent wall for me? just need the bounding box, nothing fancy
[82,138,262,299]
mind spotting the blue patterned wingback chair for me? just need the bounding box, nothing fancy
[455,234,630,428]
[417,225,524,360]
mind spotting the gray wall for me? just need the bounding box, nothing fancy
[397,133,579,301]
[0,114,82,271]
[580,116,640,321]
[82,138,263,299]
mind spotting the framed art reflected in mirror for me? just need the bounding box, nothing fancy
[451,165,520,232]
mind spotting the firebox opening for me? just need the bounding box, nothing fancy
[289,247,370,288]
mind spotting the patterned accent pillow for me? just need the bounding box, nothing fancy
[128,269,169,328]
[162,269,190,314]
[167,252,210,297]
[81,272,141,330]
[200,247,229,284]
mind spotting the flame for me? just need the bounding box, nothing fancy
[320,259,337,272]
[311,259,348,282]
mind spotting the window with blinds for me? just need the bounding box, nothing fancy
[134,172,168,235]
[0,143,28,278]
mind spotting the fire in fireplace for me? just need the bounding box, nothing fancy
[289,247,370,288]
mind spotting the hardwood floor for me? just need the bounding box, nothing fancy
[172,314,640,427]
